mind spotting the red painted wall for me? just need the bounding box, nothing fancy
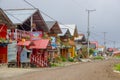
[0,24,7,63]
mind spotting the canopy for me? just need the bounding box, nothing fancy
[30,39,49,49]
[113,50,120,54]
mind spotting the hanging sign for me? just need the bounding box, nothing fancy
[30,31,42,40]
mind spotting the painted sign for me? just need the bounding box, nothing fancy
[51,37,57,49]
[30,31,42,40]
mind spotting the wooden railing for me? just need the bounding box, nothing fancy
[31,53,48,67]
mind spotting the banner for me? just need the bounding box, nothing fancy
[30,31,42,40]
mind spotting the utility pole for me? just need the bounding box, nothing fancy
[103,32,107,47]
[113,41,116,48]
[86,9,96,57]
[103,32,107,54]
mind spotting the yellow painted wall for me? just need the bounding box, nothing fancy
[69,46,75,58]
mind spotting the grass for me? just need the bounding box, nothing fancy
[93,56,104,60]
[114,56,120,59]
[50,63,64,67]
[114,64,120,71]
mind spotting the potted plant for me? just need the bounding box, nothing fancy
[0,37,9,47]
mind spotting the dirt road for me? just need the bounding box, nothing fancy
[1,58,120,80]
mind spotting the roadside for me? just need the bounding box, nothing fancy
[1,58,120,80]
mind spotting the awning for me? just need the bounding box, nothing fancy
[17,41,31,46]
[30,39,49,49]
[113,50,120,54]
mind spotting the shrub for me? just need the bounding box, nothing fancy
[50,63,64,67]
[50,63,58,67]
[54,56,62,63]
[114,64,120,71]
[61,56,67,62]
[114,56,120,59]
[68,57,74,62]
[93,56,104,60]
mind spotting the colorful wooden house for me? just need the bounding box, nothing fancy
[75,34,86,50]
[3,8,50,67]
[58,25,71,59]
[59,24,78,58]
[45,21,62,61]
[0,8,14,64]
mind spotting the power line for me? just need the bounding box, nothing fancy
[23,0,77,31]
[90,31,120,48]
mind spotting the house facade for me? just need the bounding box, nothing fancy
[59,24,78,58]
[46,21,62,62]
[2,8,51,67]
[0,8,14,64]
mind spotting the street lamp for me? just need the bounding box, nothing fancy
[86,9,96,57]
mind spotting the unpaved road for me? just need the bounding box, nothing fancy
[1,58,120,80]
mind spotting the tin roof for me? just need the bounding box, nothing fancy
[75,34,85,41]
[59,24,78,37]
[58,28,68,36]
[75,35,83,40]
[45,21,62,33]
[3,8,49,32]
[0,8,14,28]
[30,39,49,49]
[4,9,37,25]
[45,21,56,30]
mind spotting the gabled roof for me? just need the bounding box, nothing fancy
[59,24,71,36]
[58,28,68,36]
[3,8,49,32]
[75,34,84,40]
[4,9,37,25]
[59,24,78,37]
[46,21,56,30]
[0,8,14,28]
[46,21,62,33]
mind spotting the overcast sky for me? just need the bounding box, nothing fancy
[0,0,120,47]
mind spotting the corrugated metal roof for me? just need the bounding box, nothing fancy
[30,39,49,49]
[65,24,76,36]
[58,28,68,36]
[4,9,37,25]
[45,21,56,30]
[45,21,62,33]
[75,35,83,40]
[59,24,78,36]
[0,8,14,28]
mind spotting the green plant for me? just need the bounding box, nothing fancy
[93,56,104,60]
[61,56,67,62]
[50,63,64,67]
[0,37,5,43]
[114,64,120,71]
[54,56,62,63]
[81,46,88,58]
[114,56,120,59]
[68,57,74,62]
[89,48,94,55]
[0,37,9,43]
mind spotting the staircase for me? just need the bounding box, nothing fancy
[31,53,48,67]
